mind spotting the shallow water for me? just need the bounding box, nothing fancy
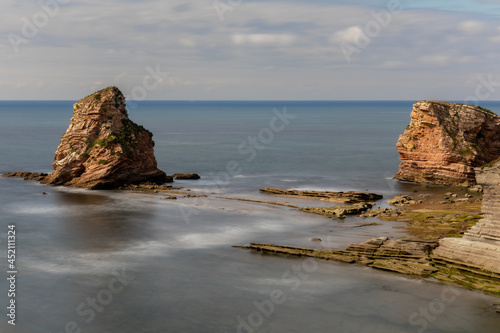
[0,101,499,332]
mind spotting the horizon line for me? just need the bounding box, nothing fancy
[1,99,500,103]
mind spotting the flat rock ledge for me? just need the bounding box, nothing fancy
[173,173,201,180]
[239,237,439,277]
[2,172,48,181]
[260,187,383,204]
[300,203,374,218]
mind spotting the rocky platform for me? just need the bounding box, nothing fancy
[432,161,500,294]
[241,238,439,276]
[260,187,383,204]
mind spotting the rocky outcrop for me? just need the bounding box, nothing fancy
[300,203,374,218]
[41,86,167,189]
[432,161,500,293]
[395,101,500,186]
[3,172,48,181]
[173,173,201,180]
[259,187,383,204]
[242,237,439,276]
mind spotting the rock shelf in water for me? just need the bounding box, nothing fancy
[259,187,383,204]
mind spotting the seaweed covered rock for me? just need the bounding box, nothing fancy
[42,86,167,189]
[395,101,500,186]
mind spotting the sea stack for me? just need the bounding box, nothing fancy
[42,86,168,189]
[394,101,500,186]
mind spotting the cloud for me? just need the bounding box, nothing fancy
[331,26,364,44]
[418,55,452,66]
[379,61,408,69]
[231,34,296,47]
[179,38,196,47]
[458,20,485,34]
[0,0,499,100]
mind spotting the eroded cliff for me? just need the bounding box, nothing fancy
[395,101,500,186]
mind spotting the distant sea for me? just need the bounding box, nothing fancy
[1,101,499,333]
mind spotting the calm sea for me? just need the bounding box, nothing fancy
[0,101,499,333]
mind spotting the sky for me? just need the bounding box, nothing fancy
[1,0,500,100]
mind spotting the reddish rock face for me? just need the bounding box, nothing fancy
[42,86,167,189]
[394,101,500,186]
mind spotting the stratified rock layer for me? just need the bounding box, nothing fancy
[260,187,383,204]
[42,86,167,189]
[243,237,439,276]
[432,161,500,291]
[395,101,500,186]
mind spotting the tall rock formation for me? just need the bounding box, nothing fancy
[432,162,500,291]
[395,101,500,186]
[42,86,167,189]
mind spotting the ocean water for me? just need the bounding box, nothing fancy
[0,101,499,333]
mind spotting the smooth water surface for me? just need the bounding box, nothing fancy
[0,101,499,332]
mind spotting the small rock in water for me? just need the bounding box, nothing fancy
[485,304,500,314]
[387,195,417,206]
[468,185,483,193]
[311,238,322,242]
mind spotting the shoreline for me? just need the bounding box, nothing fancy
[2,172,499,298]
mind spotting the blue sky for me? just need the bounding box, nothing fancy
[1,0,499,100]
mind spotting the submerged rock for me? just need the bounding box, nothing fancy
[42,86,167,189]
[260,187,383,204]
[395,101,500,186]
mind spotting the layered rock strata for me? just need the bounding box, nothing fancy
[42,86,167,189]
[242,237,439,276]
[432,161,500,292]
[260,187,383,204]
[300,203,374,218]
[395,101,500,186]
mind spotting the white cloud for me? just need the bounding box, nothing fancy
[114,72,128,84]
[0,1,499,100]
[231,34,296,47]
[179,38,196,47]
[331,26,364,44]
[458,20,485,34]
[418,55,452,66]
